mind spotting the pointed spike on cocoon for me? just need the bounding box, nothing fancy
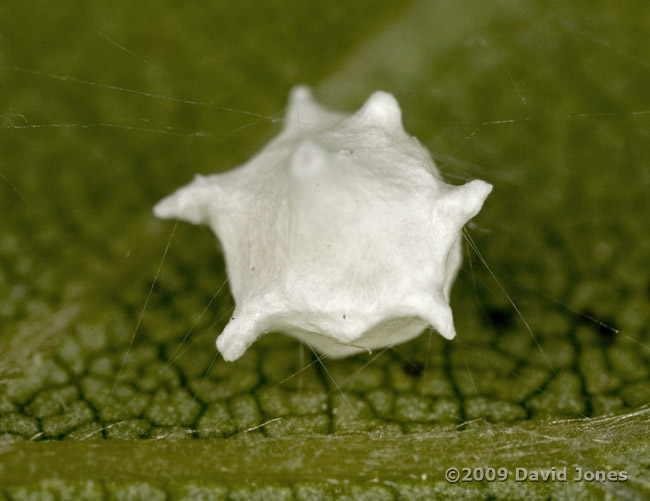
[153,191,189,221]
[216,314,260,362]
[350,90,403,131]
[153,176,219,225]
[289,140,330,178]
[288,85,314,108]
[441,179,493,223]
[284,85,338,131]
[422,300,457,340]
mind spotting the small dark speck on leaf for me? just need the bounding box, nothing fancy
[485,307,515,330]
[578,309,618,343]
[403,361,423,378]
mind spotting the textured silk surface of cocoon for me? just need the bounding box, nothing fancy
[154,87,492,361]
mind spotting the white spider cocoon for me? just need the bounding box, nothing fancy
[154,86,492,361]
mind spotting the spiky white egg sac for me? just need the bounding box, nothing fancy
[154,86,492,361]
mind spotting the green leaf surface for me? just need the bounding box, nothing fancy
[1,0,650,499]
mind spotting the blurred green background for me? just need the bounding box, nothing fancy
[1,0,649,498]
